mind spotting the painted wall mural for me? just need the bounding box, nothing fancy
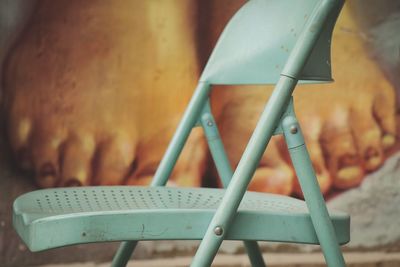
[1,0,400,264]
[2,0,398,196]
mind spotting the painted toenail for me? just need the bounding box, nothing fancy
[64,179,82,187]
[40,163,56,177]
[382,134,396,150]
[17,119,31,144]
[364,147,382,171]
[337,166,362,182]
[365,157,382,171]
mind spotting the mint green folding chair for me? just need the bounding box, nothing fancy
[13,0,349,266]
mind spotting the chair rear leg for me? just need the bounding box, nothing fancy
[282,115,346,267]
[111,241,138,267]
[244,241,267,266]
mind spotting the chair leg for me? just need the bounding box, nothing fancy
[191,76,297,266]
[200,104,266,267]
[111,241,138,267]
[282,115,346,267]
[244,241,267,267]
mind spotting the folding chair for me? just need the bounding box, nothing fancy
[13,0,349,266]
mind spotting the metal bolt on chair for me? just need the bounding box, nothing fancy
[13,0,349,266]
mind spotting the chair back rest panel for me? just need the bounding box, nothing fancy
[200,0,342,85]
[301,0,342,82]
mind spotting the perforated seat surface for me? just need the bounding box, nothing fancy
[13,186,349,251]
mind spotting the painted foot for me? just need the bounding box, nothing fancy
[4,0,205,188]
[293,4,397,191]
[207,2,397,195]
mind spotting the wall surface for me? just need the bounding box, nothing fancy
[1,1,400,266]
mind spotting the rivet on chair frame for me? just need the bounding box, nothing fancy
[207,120,213,127]
[290,125,298,134]
[214,226,223,236]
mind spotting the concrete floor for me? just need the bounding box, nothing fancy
[37,252,400,267]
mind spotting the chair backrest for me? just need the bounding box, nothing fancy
[200,0,343,85]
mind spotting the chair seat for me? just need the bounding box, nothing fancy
[13,186,349,252]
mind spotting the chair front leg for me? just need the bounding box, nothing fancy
[111,241,138,267]
[282,115,346,267]
[191,76,297,267]
[111,82,211,266]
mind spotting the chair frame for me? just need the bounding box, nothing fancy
[111,0,346,266]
